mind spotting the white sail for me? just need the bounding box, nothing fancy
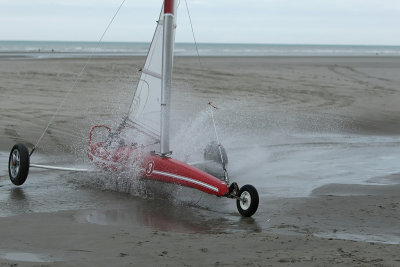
[127,4,177,142]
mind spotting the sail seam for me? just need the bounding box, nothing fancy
[142,68,161,79]
[127,119,160,139]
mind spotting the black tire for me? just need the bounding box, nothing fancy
[236,184,259,217]
[8,143,30,186]
[203,141,228,165]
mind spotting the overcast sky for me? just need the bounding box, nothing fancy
[0,0,399,45]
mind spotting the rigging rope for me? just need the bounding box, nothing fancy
[184,0,203,69]
[183,0,228,183]
[183,1,228,184]
[30,0,127,156]
[208,102,229,184]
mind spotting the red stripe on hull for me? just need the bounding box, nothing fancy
[144,155,228,196]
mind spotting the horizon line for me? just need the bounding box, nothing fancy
[1,40,399,47]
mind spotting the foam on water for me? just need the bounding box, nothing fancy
[2,41,400,58]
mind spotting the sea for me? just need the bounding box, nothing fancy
[1,40,400,58]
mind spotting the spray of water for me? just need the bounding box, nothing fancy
[172,109,215,162]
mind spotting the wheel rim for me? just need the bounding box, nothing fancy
[10,149,20,178]
[239,191,251,210]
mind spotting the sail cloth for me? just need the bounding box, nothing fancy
[127,3,177,144]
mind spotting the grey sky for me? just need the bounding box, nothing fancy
[0,0,399,45]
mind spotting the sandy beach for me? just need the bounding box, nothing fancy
[1,55,400,266]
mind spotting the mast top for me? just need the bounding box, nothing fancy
[164,0,175,15]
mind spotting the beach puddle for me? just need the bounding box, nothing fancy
[76,206,263,234]
[76,208,210,233]
[314,232,400,245]
[0,251,56,262]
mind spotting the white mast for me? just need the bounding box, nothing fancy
[160,0,175,155]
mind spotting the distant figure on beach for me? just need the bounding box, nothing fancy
[52,49,54,53]
[38,48,41,53]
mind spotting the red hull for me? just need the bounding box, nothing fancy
[88,127,228,196]
[141,155,228,196]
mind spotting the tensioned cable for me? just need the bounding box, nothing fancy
[208,102,229,184]
[184,1,227,183]
[184,0,203,69]
[30,0,127,156]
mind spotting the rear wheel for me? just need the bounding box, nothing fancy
[236,184,259,217]
[8,143,30,186]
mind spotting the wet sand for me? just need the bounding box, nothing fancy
[1,56,400,265]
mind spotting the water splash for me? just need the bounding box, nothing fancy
[172,109,215,162]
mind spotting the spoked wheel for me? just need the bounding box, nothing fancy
[236,184,259,217]
[8,143,30,186]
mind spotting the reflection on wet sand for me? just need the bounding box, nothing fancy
[6,187,30,214]
[76,195,262,234]
[9,187,27,201]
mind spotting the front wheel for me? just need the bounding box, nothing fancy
[8,143,30,186]
[236,184,259,217]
